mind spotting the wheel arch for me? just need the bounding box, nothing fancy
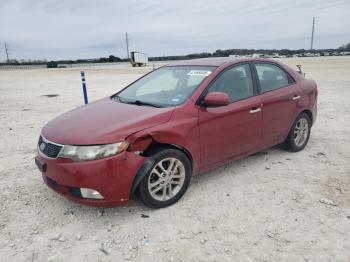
[300,109,313,125]
[129,139,194,196]
[143,142,193,167]
[284,108,313,143]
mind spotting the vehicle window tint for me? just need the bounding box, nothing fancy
[118,66,215,106]
[255,63,290,92]
[187,74,204,87]
[136,70,178,96]
[207,64,254,102]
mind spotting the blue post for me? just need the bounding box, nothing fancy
[80,71,88,104]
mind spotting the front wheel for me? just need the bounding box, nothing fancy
[138,148,191,208]
[285,112,311,152]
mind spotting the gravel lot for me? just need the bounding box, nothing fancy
[0,57,349,262]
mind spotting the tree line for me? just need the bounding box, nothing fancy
[1,42,349,66]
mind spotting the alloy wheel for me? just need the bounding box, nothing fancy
[147,157,186,201]
[294,117,309,147]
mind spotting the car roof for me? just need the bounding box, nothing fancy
[165,57,303,82]
[166,57,276,67]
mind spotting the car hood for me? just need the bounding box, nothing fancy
[42,97,174,145]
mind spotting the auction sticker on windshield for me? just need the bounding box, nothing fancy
[187,70,212,77]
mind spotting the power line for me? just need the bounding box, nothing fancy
[310,17,315,50]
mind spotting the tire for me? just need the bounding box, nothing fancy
[138,148,191,208]
[285,112,311,152]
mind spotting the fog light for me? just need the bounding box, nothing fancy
[80,188,104,200]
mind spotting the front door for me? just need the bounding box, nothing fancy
[198,63,263,169]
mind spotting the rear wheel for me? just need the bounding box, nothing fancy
[138,148,191,208]
[285,112,311,152]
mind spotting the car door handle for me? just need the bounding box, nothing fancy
[292,95,301,101]
[249,107,261,114]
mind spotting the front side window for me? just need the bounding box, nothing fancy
[255,63,292,93]
[116,66,215,107]
[207,64,254,102]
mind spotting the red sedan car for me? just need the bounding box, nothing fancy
[35,57,317,208]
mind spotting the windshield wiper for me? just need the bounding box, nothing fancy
[112,95,163,108]
[126,100,163,108]
[112,95,121,102]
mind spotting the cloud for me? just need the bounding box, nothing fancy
[0,0,349,60]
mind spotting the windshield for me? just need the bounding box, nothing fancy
[115,66,215,107]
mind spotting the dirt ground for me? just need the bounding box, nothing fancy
[0,57,349,262]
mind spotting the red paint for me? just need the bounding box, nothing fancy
[37,57,317,206]
[37,151,146,207]
[198,95,263,169]
[203,92,230,107]
[42,97,174,145]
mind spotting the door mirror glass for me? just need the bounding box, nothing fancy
[203,92,230,107]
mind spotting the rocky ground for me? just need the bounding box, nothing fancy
[0,57,349,262]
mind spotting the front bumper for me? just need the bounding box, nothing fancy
[35,151,146,207]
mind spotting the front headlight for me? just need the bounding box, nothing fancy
[58,141,129,161]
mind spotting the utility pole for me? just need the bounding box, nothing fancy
[310,17,315,50]
[4,42,10,63]
[125,32,130,60]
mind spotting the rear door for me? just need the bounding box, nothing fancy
[198,63,263,169]
[253,62,301,148]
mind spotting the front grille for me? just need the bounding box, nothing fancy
[38,136,63,158]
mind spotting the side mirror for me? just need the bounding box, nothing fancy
[203,92,230,107]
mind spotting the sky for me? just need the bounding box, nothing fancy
[0,0,349,61]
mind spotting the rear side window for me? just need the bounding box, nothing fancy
[207,64,254,102]
[255,63,293,93]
